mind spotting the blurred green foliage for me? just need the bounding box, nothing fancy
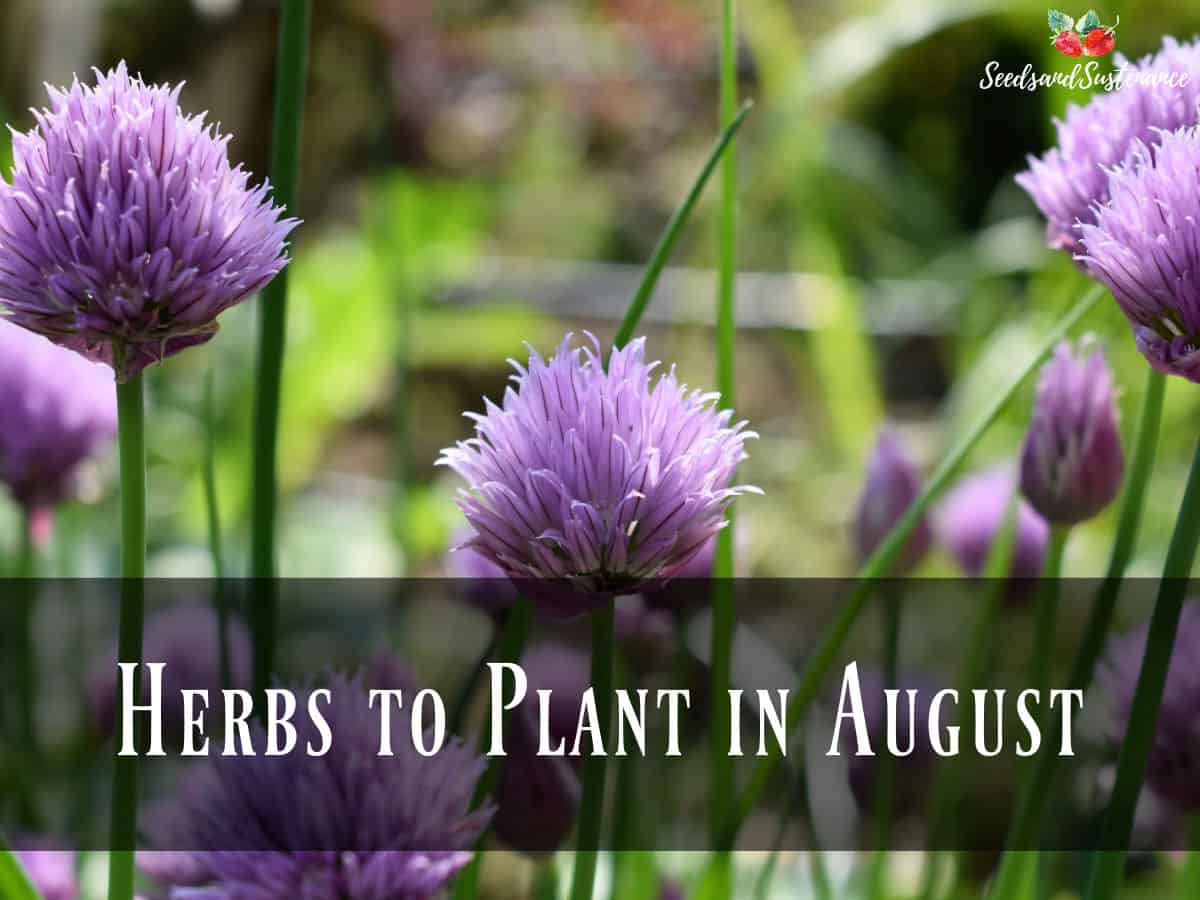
[6,3,1200,898]
[2,0,1198,583]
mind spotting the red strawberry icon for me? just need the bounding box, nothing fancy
[1084,22,1117,56]
[1047,9,1117,59]
[1054,30,1084,57]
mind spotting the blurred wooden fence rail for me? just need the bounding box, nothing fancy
[440,257,959,336]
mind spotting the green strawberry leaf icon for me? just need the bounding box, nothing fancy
[1048,8,1075,33]
[1076,9,1102,35]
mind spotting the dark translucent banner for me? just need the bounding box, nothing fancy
[0,578,1191,853]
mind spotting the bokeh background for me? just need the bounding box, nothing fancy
[0,0,1193,582]
[3,1,1200,897]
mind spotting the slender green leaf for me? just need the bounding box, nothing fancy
[532,860,562,900]
[804,227,882,459]
[989,367,1166,900]
[108,374,146,900]
[249,0,313,705]
[451,598,534,900]
[724,284,1106,844]
[691,854,733,900]
[611,852,661,900]
[1084,431,1200,900]
[1180,817,1200,897]
[0,849,39,900]
[567,605,617,900]
[709,0,742,877]
[612,102,752,350]
[919,494,1018,900]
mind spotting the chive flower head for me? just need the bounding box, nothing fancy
[1020,340,1124,525]
[1017,37,1200,253]
[141,672,490,899]
[0,319,115,515]
[936,467,1049,581]
[438,333,759,612]
[13,846,77,900]
[851,427,931,572]
[1100,602,1200,813]
[1079,126,1200,382]
[0,62,297,380]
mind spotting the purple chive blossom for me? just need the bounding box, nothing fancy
[614,594,674,652]
[363,651,421,695]
[445,526,520,619]
[13,845,77,900]
[493,718,580,856]
[1020,341,1124,525]
[140,672,490,900]
[87,603,252,744]
[670,534,718,580]
[642,536,715,616]
[451,558,676,668]
[1079,127,1200,382]
[438,333,759,611]
[493,643,590,854]
[851,427,932,572]
[936,467,1049,581]
[1017,37,1200,254]
[1099,602,1200,813]
[0,61,297,381]
[0,319,116,518]
[518,644,593,753]
[842,669,936,818]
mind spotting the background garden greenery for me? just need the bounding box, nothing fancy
[3,0,1200,897]
[1,0,1194,581]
